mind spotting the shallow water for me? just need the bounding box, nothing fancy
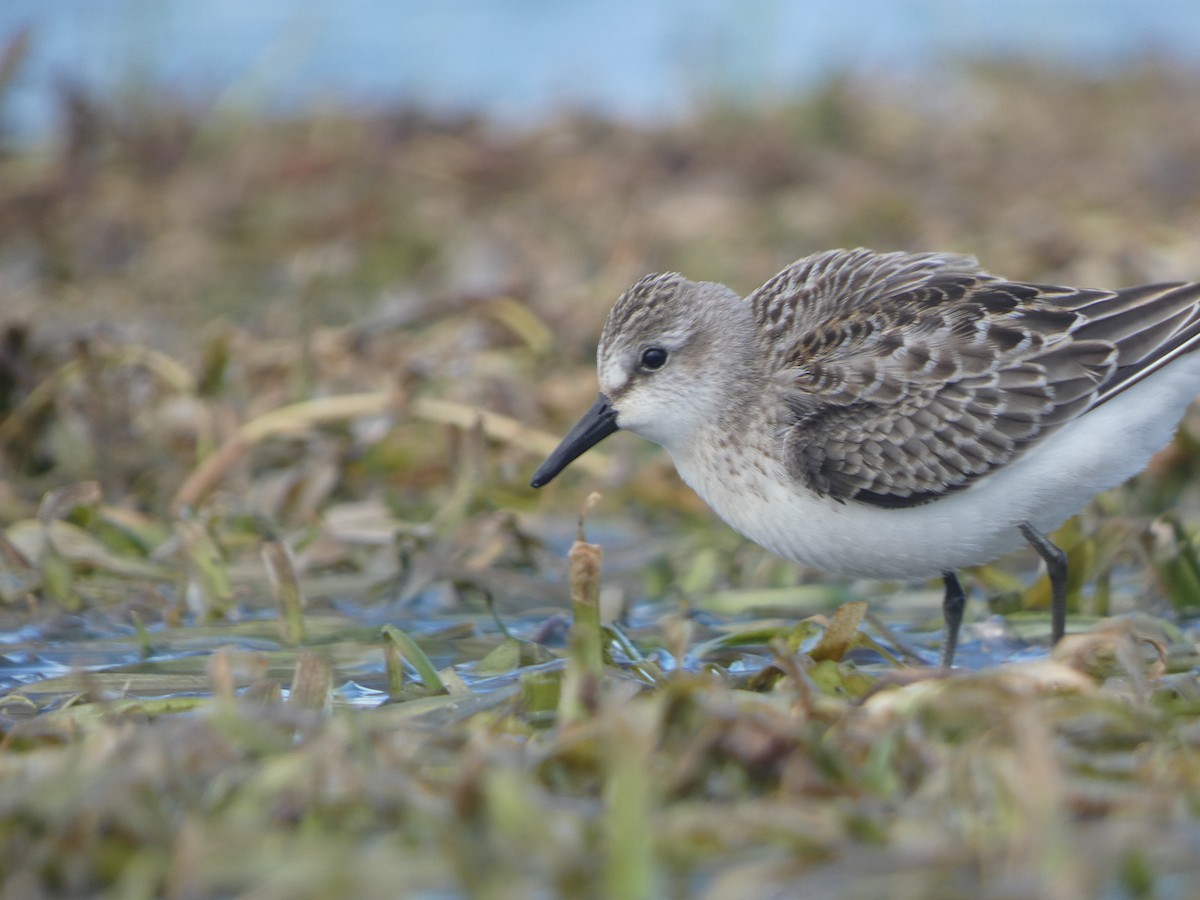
[0,588,1061,714]
[5,1,1200,143]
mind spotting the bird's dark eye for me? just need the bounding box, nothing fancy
[640,347,668,370]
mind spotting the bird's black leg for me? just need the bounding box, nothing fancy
[940,570,966,669]
[1020,522,1068,646]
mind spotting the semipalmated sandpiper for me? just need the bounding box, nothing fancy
[532,249,1200,667]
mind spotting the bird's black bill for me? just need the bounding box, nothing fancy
[530,393,619,487]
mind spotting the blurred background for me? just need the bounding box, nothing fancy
[1,2,1199,330]
[1,2,1200,645]
[5,7,1200,895]
[5,1,1200,141]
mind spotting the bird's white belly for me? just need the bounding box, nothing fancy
[670,357,1200,580]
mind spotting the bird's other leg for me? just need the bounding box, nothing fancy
[940,570,966,669]
[1019,522,1068,646]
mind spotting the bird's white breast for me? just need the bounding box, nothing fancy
[668,355,1200,580]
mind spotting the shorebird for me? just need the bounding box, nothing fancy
[531,249,1200,667]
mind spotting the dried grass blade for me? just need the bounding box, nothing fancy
[262,538,307,644]
[810,601,868,662]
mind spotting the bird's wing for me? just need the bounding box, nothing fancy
[749,249,1200,508]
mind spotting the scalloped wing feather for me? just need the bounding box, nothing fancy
[753,250,1200,507]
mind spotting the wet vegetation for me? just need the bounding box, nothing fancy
[3,46,1200,896]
